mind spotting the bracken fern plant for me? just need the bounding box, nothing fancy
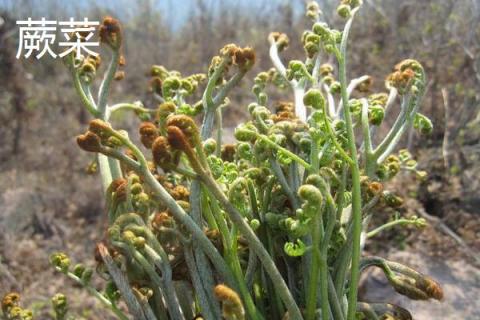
[2,1,442,320]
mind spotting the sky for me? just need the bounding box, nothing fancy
[1,0,305,30]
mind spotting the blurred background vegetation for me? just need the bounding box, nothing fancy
[0,0,479,318]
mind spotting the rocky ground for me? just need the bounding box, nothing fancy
[361,248,480,320]
[360,143,480,320]
[0,164,116,319]
[361,204,480,320]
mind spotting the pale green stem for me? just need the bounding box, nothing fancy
[255,133,311,169]
[295,86,307,121]
[335,7,363,320]
[226,179,264,319]
[72,71,99,117]
[336,75,371,113]
[333,240,352,304]
[114,242,168,320]
[306,211,326,320]
[269,158,299,209]
[245,247,258,291]
[200,189,219,230]
[144,244,185,320]
[143,167,235,285]
[230,226,264,320]
[316,180,337,320]
[97,50,119,116]
[205,192,255,313]
[269,41,306,121]
[376,98,423,164]
[367,218,423,238]
[328,274,345,320]
[361,99,375,176]
[108,156,122,180]
[358,256,393,276]
[373,95,409,160]
[368,87,398,147]
[215,108,223,157]
[320,100,354,166]
[183,245,218,320]
[356,303,380,320]
[289,153,301,195]
[323,84,337,118]
[382,88,398,122]
[202,58,228,113]
[268,41,290,81]
[108,102,153,117]
[312,53,322,87]
[98,50,122,182]
[195,57,243,320]
[60,269,129,320]
[189,182,219,317]
[104,132,236,287]
[98,242,153,320]
[212,71,246,106]
[333,167,349,304]
[112,215,184,319]
[309,131,320,175]
[172,166,198,179]
[244,178,261,291]
[361,99,373,156]
[98,154,113,191]
[205,188,232,250]
[373,78,425,164]
[83,82,96,105]
[199,173,303,320]
[72,68,114,190]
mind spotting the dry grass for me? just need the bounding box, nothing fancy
[1,0,479,318]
